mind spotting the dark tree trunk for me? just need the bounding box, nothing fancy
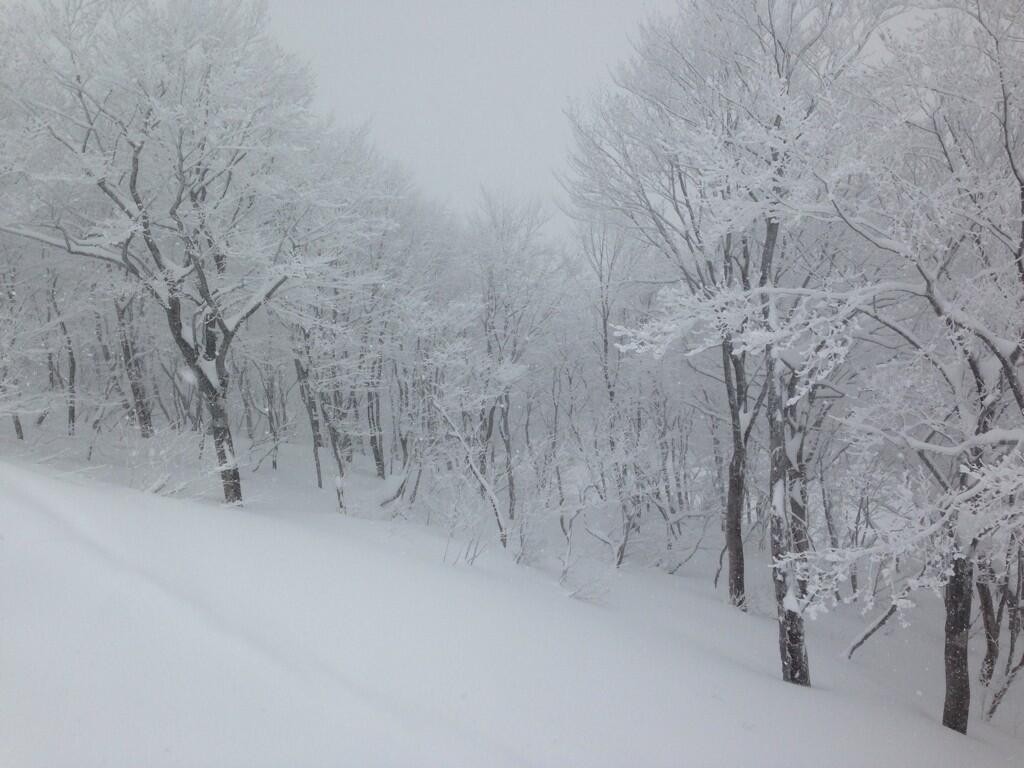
[721,339,747,610]
[316,391,347,513]
[943,554,973,733]
[977,576,1000,687]
[120,339,151,434]
[780,473,811,686]
[115,301,153,437]
[766,363,810,686]
[768,487,810,684]
[208,392,242,504]
[12,413,23,440]
[1006,547,1023,679]
[725,445,746,609]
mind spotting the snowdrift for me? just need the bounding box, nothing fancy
[0,460,1018,767]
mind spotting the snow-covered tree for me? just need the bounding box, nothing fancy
[0,0,329,501]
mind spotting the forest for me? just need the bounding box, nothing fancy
[2,1,1024,765]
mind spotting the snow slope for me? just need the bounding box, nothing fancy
[1,459,1019,767]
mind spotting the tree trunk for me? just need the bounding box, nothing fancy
[977,575,1000,687]
[782,464,811,686]
[294,357,323,489]
[115,301,153,437]
[207,392,242,504]
[317,391,347,513]
[725,445,746,609]
[499,389,516,522]
[721,339,747,610]
[58,317,76,436]
[367,388,386,479]
[942,554,973,733]
[766,365,810,686]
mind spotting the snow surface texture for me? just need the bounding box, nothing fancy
[1,459,1019,768]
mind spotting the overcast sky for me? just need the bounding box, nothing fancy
[266,0,671,215]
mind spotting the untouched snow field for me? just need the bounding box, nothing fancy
[1,458,1021,768]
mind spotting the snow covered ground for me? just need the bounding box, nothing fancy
[1,456,1021,767]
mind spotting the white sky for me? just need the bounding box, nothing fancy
[266,0,671,214]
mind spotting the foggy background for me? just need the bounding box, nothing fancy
[267,0,670,214]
